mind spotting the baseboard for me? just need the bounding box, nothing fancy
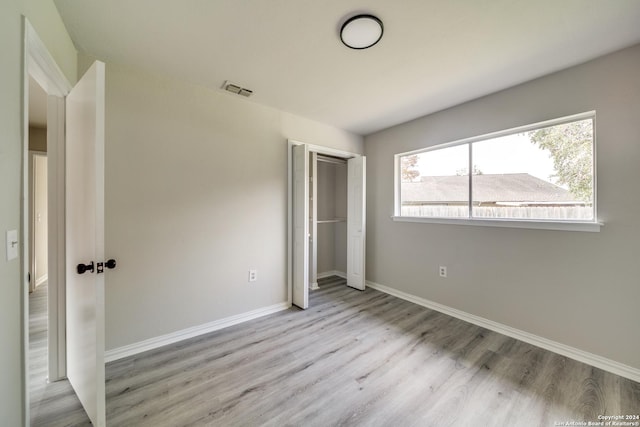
[366,280,640,383]
[105,302,290,363]
[317,270,346,279]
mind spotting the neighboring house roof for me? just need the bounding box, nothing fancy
[402,173,580,204]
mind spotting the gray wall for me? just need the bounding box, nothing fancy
[364,44,640,371]
[101,61,363,350]
[0,0,77,423]
[317,161,336,273]
[316,161,348,275]
[0,4,24,423]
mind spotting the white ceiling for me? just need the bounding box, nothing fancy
[54,0,640,136]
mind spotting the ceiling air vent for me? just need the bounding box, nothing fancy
[222,81,253,97]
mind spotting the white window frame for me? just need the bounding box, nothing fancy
[393,111,601,232]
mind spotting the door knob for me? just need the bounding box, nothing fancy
[77,261,95,274]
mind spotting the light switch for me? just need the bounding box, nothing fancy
[6,230,18,261]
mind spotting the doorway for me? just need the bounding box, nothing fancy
[310,154,348,288]
[288,141,366,310]
[23,19,72,423]
[27,76,50,409]
[29,130,48,293]
[23,19,108,426]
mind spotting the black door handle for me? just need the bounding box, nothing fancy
[77,261,95,274]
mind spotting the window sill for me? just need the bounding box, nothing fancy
[391,216,602,232]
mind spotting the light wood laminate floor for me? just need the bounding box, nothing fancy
[30,277,639,426]
[30,282,91,426]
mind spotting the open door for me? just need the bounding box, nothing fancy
[347,156,366,290]
[65,61,106,427]
[292,144,309,309]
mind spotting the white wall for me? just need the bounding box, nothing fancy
[364,44,640,371]
[29,129,48,287]
[101,61,363,350]
[33,154,48,285]
[0,1,76,424]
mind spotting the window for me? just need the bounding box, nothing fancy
[395,113,597,228]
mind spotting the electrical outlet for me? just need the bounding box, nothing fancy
[439,266,447,278]
[248,269,257,282]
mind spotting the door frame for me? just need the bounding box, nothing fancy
[287,140,363,306]
[22,17,72,422]
[309,152,318,290]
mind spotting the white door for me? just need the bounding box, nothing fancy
[292,144,309,309]
[347,156,366,290]
[65,61,106,427]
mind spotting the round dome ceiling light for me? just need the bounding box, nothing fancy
[340,14,384,50]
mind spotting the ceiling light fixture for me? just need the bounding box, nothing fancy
[340,14,384,50]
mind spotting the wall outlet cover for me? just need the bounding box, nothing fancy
[439,266,447,278]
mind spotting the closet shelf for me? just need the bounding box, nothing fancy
[317,218,347,224]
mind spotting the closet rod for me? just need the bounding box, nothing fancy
[317,154,347,165]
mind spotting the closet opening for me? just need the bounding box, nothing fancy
[289,141,366,309]
[310,154,348,290]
